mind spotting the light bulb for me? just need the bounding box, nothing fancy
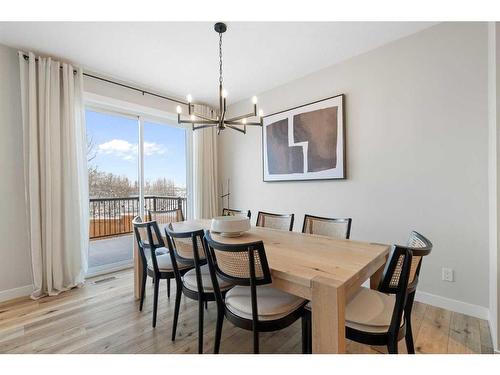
[252,96,258,104]
[176,105,182,114]
[190,114,196,121]
[259,109,264,117]
[242,118,247,125]
[186,94,192,103]
[222,89,228,98]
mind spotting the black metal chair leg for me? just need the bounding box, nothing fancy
[198,299,204,354]
[387,339,398,354]
[152,276,160,328]
[167,278,171,298]
[205,300,208,309]
[405,292,416,354]
[303,309,312,354]
[214,311,224,354]
[253,330,259,354]
[139,268,147,311]
[301,315,310,354]
[405,320,415,354]
[171,287,182,341]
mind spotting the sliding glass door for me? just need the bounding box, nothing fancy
[143,120,187,216]
[85,107,189,276]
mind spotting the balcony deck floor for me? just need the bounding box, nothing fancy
[88,235,133,269]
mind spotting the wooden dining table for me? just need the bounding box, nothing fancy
[133,219,390,354]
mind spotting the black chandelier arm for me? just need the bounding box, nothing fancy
[226,110,258,123]
[178,118,219,125]
[193,124,219,131]
[225,124,246,134]
[192,111,217,122]
[225,120,263,127]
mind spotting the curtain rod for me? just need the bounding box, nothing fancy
[22,54,188,106]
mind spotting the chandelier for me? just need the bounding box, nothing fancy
[176,22,263,134]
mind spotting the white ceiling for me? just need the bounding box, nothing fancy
[0,22,437,105]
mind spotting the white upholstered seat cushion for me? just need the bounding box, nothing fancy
[155,247,168,255]
[225,285,306,321]
[147,253,191,272]
[345,287,399,333]
[183,264,233,292]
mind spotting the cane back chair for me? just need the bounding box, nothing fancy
[256,211,294,231]
[204,230,308,354]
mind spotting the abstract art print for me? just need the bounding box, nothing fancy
[262,94,345,181]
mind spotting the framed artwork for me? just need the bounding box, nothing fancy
[262,94,345,182]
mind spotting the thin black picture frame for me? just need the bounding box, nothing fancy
[261,93,346,183]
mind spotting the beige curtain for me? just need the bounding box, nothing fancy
[19,51,88,299]
[193,104,219,219]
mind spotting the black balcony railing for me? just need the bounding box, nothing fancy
[89,195,187,239]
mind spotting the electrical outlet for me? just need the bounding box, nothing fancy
[442,268,454,282]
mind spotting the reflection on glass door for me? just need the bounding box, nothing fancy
[143,120,187,218]
[86,109,139,274]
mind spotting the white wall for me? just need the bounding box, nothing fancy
[0,44,33,300]
[219,22,490,315]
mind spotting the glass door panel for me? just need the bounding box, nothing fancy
[86,109,139,274]
[143,120,188,218]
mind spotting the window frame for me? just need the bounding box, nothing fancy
[84,92,193,276]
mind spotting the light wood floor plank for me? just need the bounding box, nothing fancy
[0,269,491,354]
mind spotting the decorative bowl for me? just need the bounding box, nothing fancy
[210,216,250,237]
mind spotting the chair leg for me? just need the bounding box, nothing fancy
[214,310,224,354]
[404,291,416,354]
[205,300,208,309]
[167,278,171,298]
[387,338,398,354]
[198,298,204,354]
[253,330,259,354]
[152,276,160,328]
[405,320,415,354]
[301,314,311,354]
[139,269,147,311]
[171,286,182,341]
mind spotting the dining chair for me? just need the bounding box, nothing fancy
[204,230,308,354]
[148,208,184,223]
[256,211,294,231]
[302,214,352,239]
[303,231,432,354]
[147,208,185,294]
[165,224,234,354]
[222,207,252,220]
[132,216,193,328]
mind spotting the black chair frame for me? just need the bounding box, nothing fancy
[132,217,192,328]
[256,211,295,231]
[165,224,230,354]
[204,230,308,354]
[148,207,185,222]
[222,207,252,219]
[304,231,432,354]
[301,214,352,239]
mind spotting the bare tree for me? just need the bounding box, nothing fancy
[87,134,97,163]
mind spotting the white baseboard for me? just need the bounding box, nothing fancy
[0,284,33,303]
[415,291,489,320]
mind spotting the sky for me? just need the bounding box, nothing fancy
[86,109,187,188]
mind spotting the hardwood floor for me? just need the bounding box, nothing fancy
[0,269,493,354]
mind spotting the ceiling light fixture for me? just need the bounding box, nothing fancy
[176,22,263,134]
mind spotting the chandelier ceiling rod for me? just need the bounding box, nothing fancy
[176,22,263,134]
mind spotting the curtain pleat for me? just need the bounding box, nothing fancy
[19,51,88,299]
[193,104,219,219]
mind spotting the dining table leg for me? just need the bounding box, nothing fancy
[370,253,389,290]
[311,276,346,353]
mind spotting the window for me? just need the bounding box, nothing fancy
[85,104,190,276]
